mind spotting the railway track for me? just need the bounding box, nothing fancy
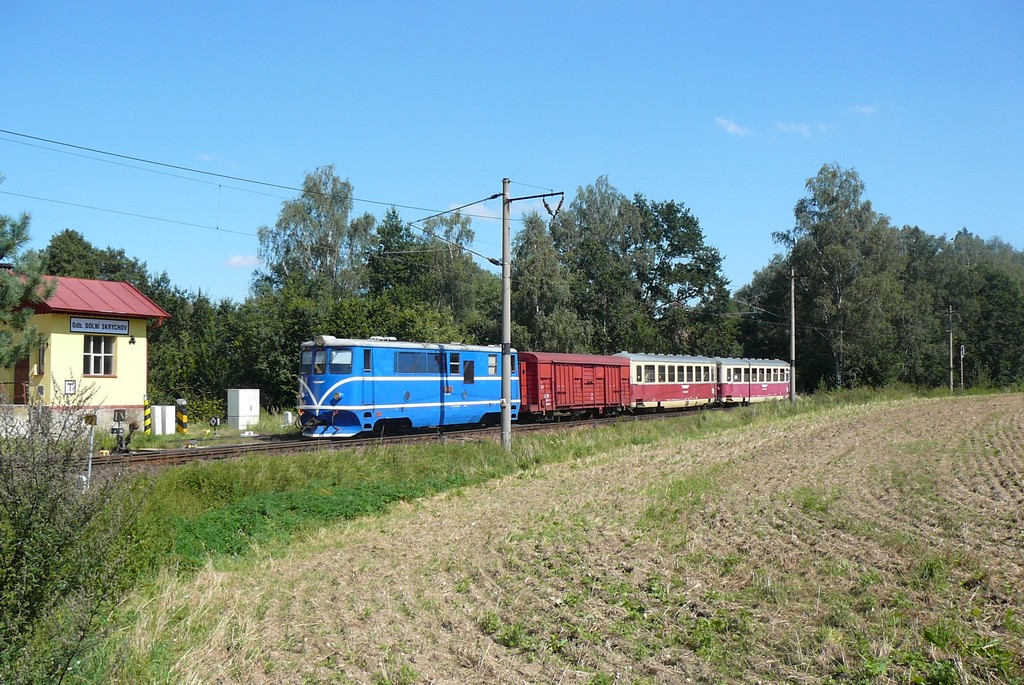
[92,408,721,470]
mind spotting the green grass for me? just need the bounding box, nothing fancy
[80,386,1024,682]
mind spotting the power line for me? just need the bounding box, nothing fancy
[0,189,254,237]
[0,128,521,223]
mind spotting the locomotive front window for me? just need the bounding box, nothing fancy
[313,349,327,375]
[300,349,314,374]
[328,349,353,374]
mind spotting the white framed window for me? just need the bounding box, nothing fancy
[84,335,114,376]
[488,354,498,375]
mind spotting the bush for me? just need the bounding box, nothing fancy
[0,382,140,683]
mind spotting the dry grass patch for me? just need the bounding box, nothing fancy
[112,395,1024,684]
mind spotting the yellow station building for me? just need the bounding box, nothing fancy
[2,276,169,423]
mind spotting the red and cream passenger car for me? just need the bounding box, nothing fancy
[715,357,790,405]
[614,353,719,410]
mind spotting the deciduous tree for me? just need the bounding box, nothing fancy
[254,165,375,300]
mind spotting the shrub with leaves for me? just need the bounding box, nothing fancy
[0,382,139,683]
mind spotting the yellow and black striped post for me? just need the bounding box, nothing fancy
[175,398,188,434]
[143,395,152,434]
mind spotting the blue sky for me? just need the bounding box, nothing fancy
[2,1,1021,302]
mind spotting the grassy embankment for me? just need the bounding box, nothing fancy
[80,388,1024,683]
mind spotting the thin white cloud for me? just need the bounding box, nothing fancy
[715,117,754,136]
[197,152,238,169]
[850,104,879,116]
[226,255,259,268]
[776,122,812,136]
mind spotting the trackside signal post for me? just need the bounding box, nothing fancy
[500,178,563,451]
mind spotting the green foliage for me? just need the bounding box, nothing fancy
[0,174,53,367]
[547,176,736,355]
[0,384,140,683]
[254,164,375,300]
[512,209,592,352]
[742,164,1024,391]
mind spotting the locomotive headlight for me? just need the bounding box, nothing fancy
[333,392,341,401]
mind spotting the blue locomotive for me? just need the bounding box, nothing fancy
[297,336,519,437]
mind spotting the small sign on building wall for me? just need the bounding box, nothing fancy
[70,317,130,335]
[64,379,77,395]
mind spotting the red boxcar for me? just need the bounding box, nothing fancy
[518,352,631,420]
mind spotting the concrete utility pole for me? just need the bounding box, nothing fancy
[948,305,954,393]
[501,178,512,451]
[500,178,564,451]
[790,267,796,404]
[960,344,965,389]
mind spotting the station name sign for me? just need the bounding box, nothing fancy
[70,317,130,335]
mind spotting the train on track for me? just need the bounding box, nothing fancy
[297,336,790,438]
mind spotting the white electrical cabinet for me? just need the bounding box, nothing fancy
[227,389,260,430]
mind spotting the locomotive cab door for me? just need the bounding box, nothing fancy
[360,348,374,406]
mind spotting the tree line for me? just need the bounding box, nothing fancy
[6,162,1024,413]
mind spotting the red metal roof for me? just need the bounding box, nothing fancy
[34,276,170,320]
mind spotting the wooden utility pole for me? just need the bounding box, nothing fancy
[790,267,796,403]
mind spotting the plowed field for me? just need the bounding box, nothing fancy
[126,394,1024,683]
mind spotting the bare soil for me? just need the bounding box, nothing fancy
[125,394,1024,684]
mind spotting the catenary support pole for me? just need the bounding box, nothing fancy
[501,178,512,451]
